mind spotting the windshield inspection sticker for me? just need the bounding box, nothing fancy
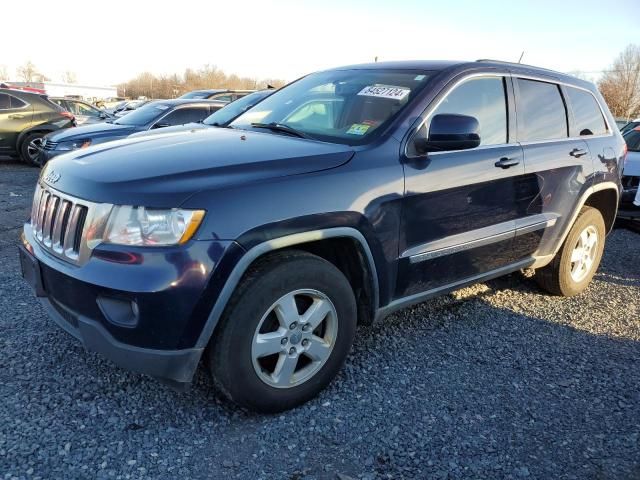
[346,123,371,135]
[357,85,410,100]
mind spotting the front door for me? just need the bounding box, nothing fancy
[397,75,525,298]
[0,93,33,154]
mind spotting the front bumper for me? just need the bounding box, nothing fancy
[37,148,63,165]
[20,223,239,385]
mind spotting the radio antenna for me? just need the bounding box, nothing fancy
[518,51,525,63]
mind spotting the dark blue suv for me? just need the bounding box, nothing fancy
[19,60,624,412]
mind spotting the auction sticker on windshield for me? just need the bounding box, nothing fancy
[358,85,410,100]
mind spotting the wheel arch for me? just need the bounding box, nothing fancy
[16,124,58,150]
[194,227,380,350]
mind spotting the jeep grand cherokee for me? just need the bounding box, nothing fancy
[20,60,624,412]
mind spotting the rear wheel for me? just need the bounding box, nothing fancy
[207,251,357,413]
[19,132,46,167]
[535,207,605,296]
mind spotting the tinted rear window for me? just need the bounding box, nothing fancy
[517,79,568,142]
[566,87,607,136]
[10,96,27,108]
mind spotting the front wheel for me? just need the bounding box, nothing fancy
[535,206,606,296]
[19,132,46,167]
[207,251,357,413]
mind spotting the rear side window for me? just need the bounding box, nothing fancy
[0,93,10,110]
[10,96,27,108]
[516,79,567,142]
[565,87,607,136]
[429,76,508,146]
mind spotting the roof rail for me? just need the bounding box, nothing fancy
[475,59,518,64]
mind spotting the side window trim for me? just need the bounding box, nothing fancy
[404,72,513,158]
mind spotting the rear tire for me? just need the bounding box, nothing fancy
[535,207,605,296]
[19,132,46,167]
[207,250,357,413]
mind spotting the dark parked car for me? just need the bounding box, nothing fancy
[128,89,275,139]
[179,89,253,102]
[619,127,640,218]
[20,60,624,412]
[37,99,226,166]
[620,118,640,135]
[0,88,75,165]
[50,98,115,125]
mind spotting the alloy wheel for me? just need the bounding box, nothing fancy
[569,225,598,283]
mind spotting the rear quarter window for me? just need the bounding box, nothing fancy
[566,87,608,136]
[516,79,568,142]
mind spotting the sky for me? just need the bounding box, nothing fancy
[1,0,638,87]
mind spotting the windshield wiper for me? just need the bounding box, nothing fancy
[250,122,312,140]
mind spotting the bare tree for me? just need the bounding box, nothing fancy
[17,61,38,83]
[62,71,77,83]
[598,44,640,120]
[118,65,286,99]
[0,65,8,81]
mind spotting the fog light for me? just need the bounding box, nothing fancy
[96,296,139,328]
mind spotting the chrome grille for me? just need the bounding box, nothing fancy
[29,183,112,265]
[42,139,58,151]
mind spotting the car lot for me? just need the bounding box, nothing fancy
[1,159,639,479]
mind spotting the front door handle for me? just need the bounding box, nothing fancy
[8,114,24,119]
[570,148,588,158]
[495,157,520,169]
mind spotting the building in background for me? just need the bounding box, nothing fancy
[5,81,117,101]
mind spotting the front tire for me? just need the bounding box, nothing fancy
[207,250,357,413]
[535,206,605,296]
[19,132,45,167]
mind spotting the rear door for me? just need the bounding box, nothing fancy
[398,74,525,298]
[512,77,593,261]
[0,93,34,154]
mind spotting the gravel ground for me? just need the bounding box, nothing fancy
[1,160,639,480]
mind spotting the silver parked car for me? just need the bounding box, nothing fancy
[50,98,114,125]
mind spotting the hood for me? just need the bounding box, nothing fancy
[128,122,209,140]
[47,122,137,143]
[624,150,640,177]
[41,128,355,206]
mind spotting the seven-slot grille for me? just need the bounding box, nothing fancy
[30,183,89,263]
[42,139,58,151]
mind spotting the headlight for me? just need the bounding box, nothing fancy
[103,206,205,246]
[56,139,92,151]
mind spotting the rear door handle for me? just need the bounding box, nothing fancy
[570,148,588,158]
[495,157,520,169]
[8,114,24,119]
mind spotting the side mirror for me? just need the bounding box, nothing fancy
[415,114,481,154]
[153,122,170,129]
[99,111,107,119]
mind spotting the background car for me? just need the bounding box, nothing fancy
[50,98,115,125]
[128,89,275,139]
[620,118,640,134]
[112,99,152,117]
[179,89,253,102]
[619,127,640,219]
[0,88,75,166]
[37,99,226,166]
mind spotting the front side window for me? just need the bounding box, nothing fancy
[517,79,568,142]
[0,93,10,110]
[565,87,607,136]
[231,69,433,145]
[427,76,508,146]
[157,107,210,126]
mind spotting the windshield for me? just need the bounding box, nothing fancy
[180,91,215,99]
[114,102,169,126]
[230,69,432,144]
[204,90,274,126]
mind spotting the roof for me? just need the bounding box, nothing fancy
[185,89,255,94]
[151,98,228,106]
[325,59,593,88]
